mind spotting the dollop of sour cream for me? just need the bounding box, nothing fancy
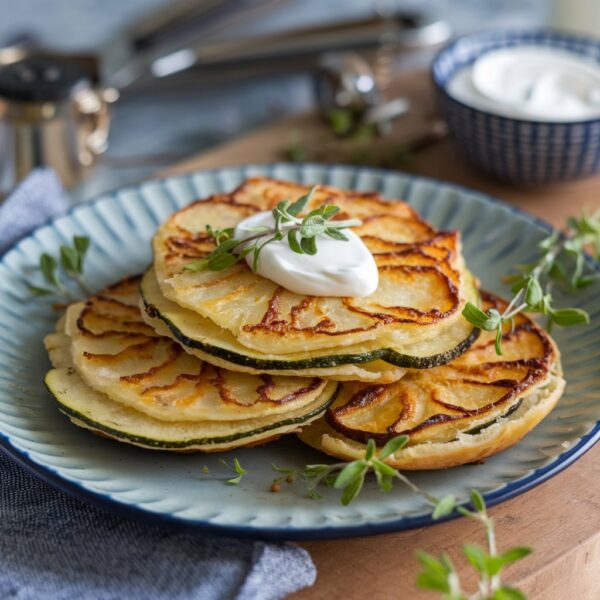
[234,211,379,297]
[448,46,600,121]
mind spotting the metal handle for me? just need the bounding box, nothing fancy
[108,7,450,89]
[73,88,118,166]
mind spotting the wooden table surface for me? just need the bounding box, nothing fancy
[165,71,600,600]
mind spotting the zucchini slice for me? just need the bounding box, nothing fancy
[46,368,338,451]
[298,292,565,469]
[140,268,480,372]
[66,280,331,422]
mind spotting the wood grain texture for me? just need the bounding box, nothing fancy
[165,70,600,600]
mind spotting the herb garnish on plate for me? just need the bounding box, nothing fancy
[462,212,598,354]
[30,235,91,300]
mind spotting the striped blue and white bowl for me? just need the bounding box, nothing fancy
[432,29,600,184]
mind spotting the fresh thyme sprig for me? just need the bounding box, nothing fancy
[417,490,532,600]
[206,438,531,598]
[302,435,441,505]
[30,235,91,300]
[300,436,531,599]
[183,187,362,273]
[462,211,599,355]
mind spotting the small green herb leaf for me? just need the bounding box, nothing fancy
[287,228,303,254]
[378,434,409,459]
[304,464,330,479]
[462,303,490,328]
[463,543,487,574]
[287,186,316,216]
[371,459,397,478]
[539,231,560,251]
[432,494,456,520]
[416,551,451,593]
[60,245,80,275]
[73,235,90,256]
[462,303,501,331]
[300,235,318,255]
[340,472,365,505]
[374,469,394,492]
[550,307,590,326]
[325,228,348,241]
[333,460,367,490]
[495,325,504,356]
[300,215,326,238]
[271,463,296,475]
[40,253,60,288]
[221,457,247,485]
[365,439,376,461]
[470,489,486,513]
[209,253,241,271]
[524,276,543,306]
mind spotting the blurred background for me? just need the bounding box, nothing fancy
[0,0,585,200]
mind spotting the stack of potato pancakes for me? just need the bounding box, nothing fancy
[45,178,565,468]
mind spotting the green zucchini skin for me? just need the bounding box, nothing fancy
[463,399,524,436]
[45,373,339,450]
[141,295,480,371]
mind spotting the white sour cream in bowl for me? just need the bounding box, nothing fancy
[448,45,600,121]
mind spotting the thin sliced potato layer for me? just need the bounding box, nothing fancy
[153,177,470,355]
[65,278,329,422]
[140,268,480,379]
[298,376,564,470]
[299,292,564,468]
[45,334,338,452]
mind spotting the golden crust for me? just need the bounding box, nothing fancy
[66,277,328,423]
[45,317,338,453]
[137,269,482,384]
[153,177,470,355]
[142,303,407,383]
[322,293,558,446]
[298,373,564,469]
[298,292,565,469]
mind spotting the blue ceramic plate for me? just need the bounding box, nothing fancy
[1,164,598,540]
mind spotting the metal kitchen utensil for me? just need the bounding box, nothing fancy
[0,54,117,196]
[106,4,451,88]
[0,1,451,188]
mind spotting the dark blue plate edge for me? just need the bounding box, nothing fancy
[0,162,598,541]
[1,420,598,541]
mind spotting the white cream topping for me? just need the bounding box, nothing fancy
[447,46,600,121]
[234,211,378,297]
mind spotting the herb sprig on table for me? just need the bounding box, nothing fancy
[258,435,531,599]
[317,438,532,599]
[462,211,599,355]
[29,235,91,300]
[184,187,362,273]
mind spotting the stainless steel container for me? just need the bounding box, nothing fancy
[0,55,115,195]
